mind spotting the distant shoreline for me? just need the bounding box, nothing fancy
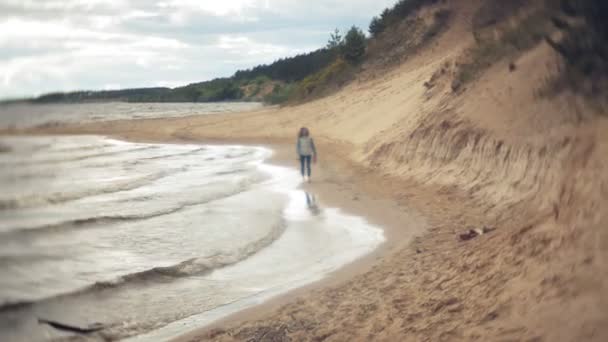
[0,99,265,106]
[0,102,266,131]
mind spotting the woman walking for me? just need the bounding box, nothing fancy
[297,127,317,182]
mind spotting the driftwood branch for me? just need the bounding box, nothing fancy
[38,318,105,334]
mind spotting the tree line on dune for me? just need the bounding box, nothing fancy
[24,0,435,105]
[16,0,607,106]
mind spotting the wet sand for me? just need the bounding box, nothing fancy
[171,143,429,340]
[127,140,430,341]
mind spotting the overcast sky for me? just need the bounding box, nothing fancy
[0,0,397,99]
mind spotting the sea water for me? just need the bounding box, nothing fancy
[0,102,263,129]
[0,135,384,341]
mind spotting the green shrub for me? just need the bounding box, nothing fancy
[254,75,270,85]
[369,0,438,38]
[292,58,351,100]
[263,84,295,104]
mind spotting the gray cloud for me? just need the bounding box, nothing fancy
[0,0,396,99]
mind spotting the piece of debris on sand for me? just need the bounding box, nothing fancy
[459,226,496,241]
[38,318,105,334]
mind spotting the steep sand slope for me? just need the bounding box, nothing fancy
[11,0,607,340]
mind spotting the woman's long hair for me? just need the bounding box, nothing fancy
[298,127,310,138]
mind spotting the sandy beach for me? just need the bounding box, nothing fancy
[8,97,606,341]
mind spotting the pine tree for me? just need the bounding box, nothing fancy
[342,26,367,63]
[369,16,385,37]
[327,28,343,49]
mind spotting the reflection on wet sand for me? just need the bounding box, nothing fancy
[305,192,321,216]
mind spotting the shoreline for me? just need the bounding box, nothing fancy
[0,131,428,341]
[169,142,427,341]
